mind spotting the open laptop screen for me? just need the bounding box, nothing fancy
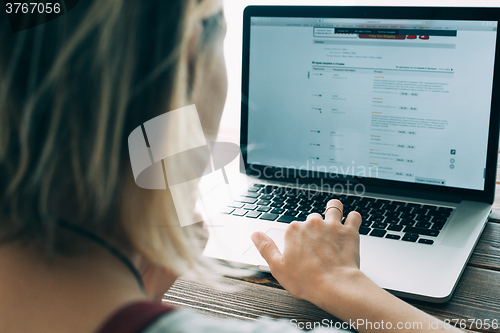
[245,14,498,191]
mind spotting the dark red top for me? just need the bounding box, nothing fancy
[95,301,174,333]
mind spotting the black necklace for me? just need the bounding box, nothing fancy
[58,220,145,292]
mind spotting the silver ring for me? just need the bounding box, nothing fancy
[324,206,343,216]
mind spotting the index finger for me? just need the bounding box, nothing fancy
[324,199,343,224]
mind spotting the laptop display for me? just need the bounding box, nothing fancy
[245,15,498,192]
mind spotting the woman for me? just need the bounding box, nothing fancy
[0,1,461,332]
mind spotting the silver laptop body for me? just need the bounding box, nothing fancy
[203,6,500,303]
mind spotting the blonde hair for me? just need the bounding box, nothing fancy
[0,0,225,280]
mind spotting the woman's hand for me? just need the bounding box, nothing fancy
[251,199,363,303]
[251,199,462,333]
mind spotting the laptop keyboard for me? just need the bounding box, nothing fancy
[222,184,454,245]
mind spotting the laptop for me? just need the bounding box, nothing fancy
[203,6,500,303]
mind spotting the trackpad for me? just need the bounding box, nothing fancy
[241,228,286,266]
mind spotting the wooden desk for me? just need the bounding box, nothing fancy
[163,136,500,332]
